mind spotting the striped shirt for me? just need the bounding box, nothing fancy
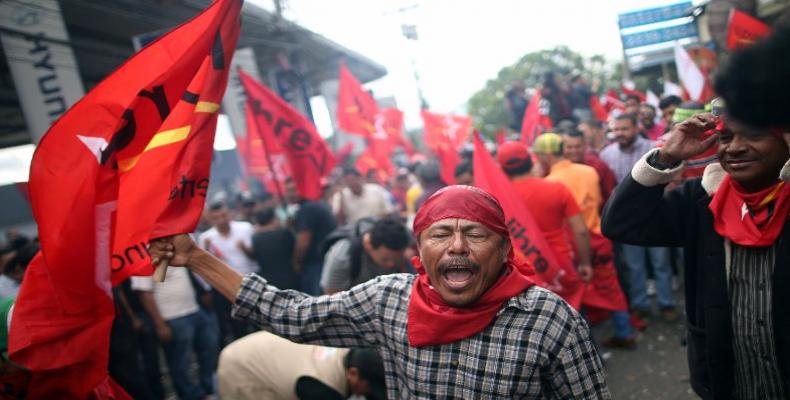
[232,273,611,399]
[599,136,655,184]
[729,244,787,399]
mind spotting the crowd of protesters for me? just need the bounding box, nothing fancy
[0,22,788,400]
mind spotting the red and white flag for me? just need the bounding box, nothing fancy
[10,0,242,397]
[674,43,706,102]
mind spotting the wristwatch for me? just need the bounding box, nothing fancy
[647,150,681,170]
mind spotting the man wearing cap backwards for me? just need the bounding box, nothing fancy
[149,185,610,399]
[602,27,790,398]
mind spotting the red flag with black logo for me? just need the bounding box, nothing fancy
[9,0,242,398]
[421,110,471,185]
[473,133,583,309]
[726,9,771,49]
[520,91,553,145]
[337,64,378,137]
[239,69,336,201]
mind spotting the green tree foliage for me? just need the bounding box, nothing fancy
[467,46,621,136]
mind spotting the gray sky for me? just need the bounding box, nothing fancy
[274,0,680,129]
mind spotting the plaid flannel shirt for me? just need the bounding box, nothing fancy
[232,273,610,399]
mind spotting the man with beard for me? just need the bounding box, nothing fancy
[600,114,678,322]
[149,186,610,399]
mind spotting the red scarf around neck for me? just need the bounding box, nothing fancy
[407,185,535,347]
[709,175,790,246]
[407,256,534,347]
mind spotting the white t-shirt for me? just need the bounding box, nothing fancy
[130,267,199,321]
[198,221,257,275]
[331,183,394,224]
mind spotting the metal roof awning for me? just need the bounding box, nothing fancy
[0,0,387,147]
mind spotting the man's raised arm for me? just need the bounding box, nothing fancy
[149,234,382,348]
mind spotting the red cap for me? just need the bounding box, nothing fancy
[497,141,531,169]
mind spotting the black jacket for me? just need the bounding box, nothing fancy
[601,173,790,399]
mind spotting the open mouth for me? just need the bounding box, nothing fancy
[440,265,477,291]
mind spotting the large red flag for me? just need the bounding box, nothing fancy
[520,91,553,145]
[473,134,583,308]
[421,110,471,185]
[726,9,771,50]
[9,0,242,397]
[239,70,336,201]
[337,64,378,137]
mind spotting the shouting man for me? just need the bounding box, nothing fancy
[150,186,610,399]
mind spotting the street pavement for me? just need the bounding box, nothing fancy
[590,291,700,400]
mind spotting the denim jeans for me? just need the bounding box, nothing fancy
[300,262,323,296]
[611,310,633,338]
[621,244,676,310]
[162,309,219,400]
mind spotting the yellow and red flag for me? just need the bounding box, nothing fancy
[337,64,378,137]
[9,1,241,397]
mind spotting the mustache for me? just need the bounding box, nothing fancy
[438,256,479,271]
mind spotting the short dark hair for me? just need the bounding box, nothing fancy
[416,160,442,184]
[714,24,790,128]
[208,201,226,211]
[615,113,638,127]
[344,348,385,387]
[658,95,682,110]
[369,217,411,250]
[625,94,641,103]
[563,129,585,139]
[5,242,39,275]
[502,158,533,177]
[454,160,473,178]
[580,119,603,130]
[640,103,656,112]
[342,166,362,177]
[553,119,577,134]
[253,207,276,226]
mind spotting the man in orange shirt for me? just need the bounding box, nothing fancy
[533,133,603,233]
[532,134,636,348]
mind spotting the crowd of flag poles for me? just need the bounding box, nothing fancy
[4,0,773,397]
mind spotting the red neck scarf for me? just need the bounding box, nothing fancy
[709,175,790,246]
[408,185,535,347]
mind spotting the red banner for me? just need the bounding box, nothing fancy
[239,70,336,201]
[337,64,378,137]
[10,0,242,397]
[726,9,771,50]
[473,134,583,309]
[520,91,553,145]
